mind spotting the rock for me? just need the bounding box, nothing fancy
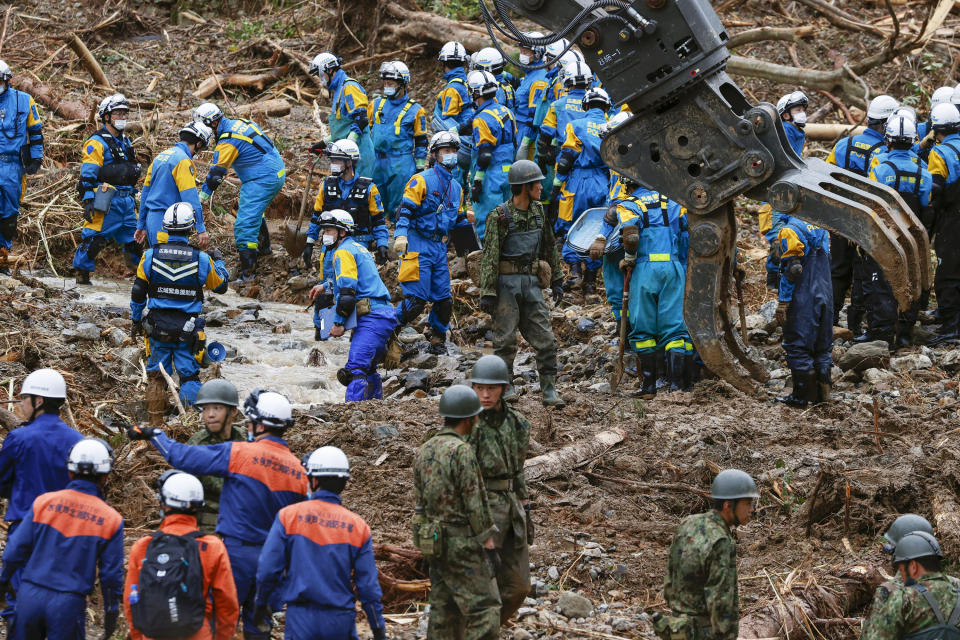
[449,257,468,279]
[759,299,778,327]
[838,340,890,372]
[435,355,459,372]
[745,313,765,330]
[547,566,560,581]
[285,275,313,291]
[557,591,593,618]
[205,310,228,327]
[863,368,895,384]
[942,350,960,371]
[397,326,422,344]
[512,629,533,640]
[403,370,430,391]
[373,424,399,439]
[238,302,262,311]
[106,327,126,347]
[409,353,438,369]
[516,607,538,620]
[63,322,101,342]
[833,326,854,341]
[612,618,637,632]
[890,353,933,372]
[576,317,596,333]
[117,347,141,376]
[770,368,790,380]
[589,382,610,393]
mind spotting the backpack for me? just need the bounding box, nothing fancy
[131,531,206,638]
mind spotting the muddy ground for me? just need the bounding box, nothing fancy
[1,0,959,638]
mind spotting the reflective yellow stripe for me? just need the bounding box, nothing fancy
[501,165,511,172]
[665,339,685,351]
[648,253,670,261]
[227,134,256,144]
[634,339,656,349]
[375,99,385,124]
[278,168,285,178]
[394,100,414,136]
[684,341,694,352]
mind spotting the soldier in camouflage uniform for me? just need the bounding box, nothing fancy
[413,385,501,639]
[188,379,247,531]
[862,531,960,640]
[479,160,565,407]
[661,469,757,640]
[468,355,532,623]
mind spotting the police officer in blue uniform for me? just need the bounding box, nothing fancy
[514,33,550,162]
[433,41,474,190]
[927,102,960,343]
[309,52,375,178]
[0,60,43,270]
[130,202,229,419]
[469,70,517,241]
[73,94,142,284]
[537,59,591,207]
[307,211,338,342]
[393,131,465,354]
[472,47,517,112]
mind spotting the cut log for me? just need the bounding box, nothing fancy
[66,34,112,89]
[802,123,866,140]
[11,77,89,121]
[524,428,626,482]
[930,490,960,560]
[738,565,883,640]
[380,4,490,52]
[126,98,291,133]
[192,66,289,99]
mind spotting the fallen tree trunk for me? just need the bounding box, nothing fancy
[66,34,112,89]
[380,4,490,52]
[738,565,883,640]
[11,77,89,121]
[524,427,626,482]
[727,26,817,49]
[192,66,289,99]
[126,98,291,133]
[930,490,960,560]
[802,123,866,140]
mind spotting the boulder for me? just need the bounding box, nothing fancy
[63,322,101,342]
[837,340,890,372]
[890,353,933,372]
[941,349,960,371]
[557,591,593,618]
[863,368,895,385]
[576,317,597,333]
[403,370,430,392]
[285,274,313,291]
[409,353,438,369]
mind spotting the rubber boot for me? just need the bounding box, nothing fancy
[667,350,686,392]
[655,349,669,390]
[582,268,598,295]
[76,270,92,285]
[427,328,446,355]
[847,306,864,337]
[815,368,831,404]
[540,374,564,407]
[258,218,273,256]
[766,270,779,290]
[235,249,257,283]
[854,329,894,345]
[933,314,960,345]
[503,382,518,402]
[776,369,815,408]
[146,370,167,426]
[682,352,699,391]
[638,353,657,399]
[563,262,582,291]
[894,328,912,350]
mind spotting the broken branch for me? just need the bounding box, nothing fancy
[66,34,112,89]
[727,26,816,49]
[524,428,626,482]
[192,66,289,99]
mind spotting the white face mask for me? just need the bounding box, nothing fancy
[384,86,397,97]
[322,232,338,246]
[791,110,807,126]
[113,119,127,131]
[518,54,531,65]
[329,162,344,175]
[440,152,458,168]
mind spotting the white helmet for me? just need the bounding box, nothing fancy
[557,49,584,71]
[326,139,361,164]
[320,208,355,234]
[473,47,505,75]
[562,59,593,89]
[97,93,129,121]
[931,86,954,109]
[309,52,341,76]
[179,120,214,149]
[429,130,460,153]
[776,90,808,116]
[600,110,631,138]
[891,105,917,123]
[438,41,469,64]
[163,202,196,233]
[521,32,546,58]
[305,446,350,478]
[931,103,960,131]
[867,95,900,122]
[194,102,223,127]
[0,59,11,82]
[67,438,113,476]
[583,87,611,111]
[21,368,67,399]
[885,114,917,145]
[379,60,410,85]
[467,70,498,99]
[243,389,294,429]
[545,38,570,62]
[158,470,205,511]
[952,84,960,106]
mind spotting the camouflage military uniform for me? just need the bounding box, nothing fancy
[862,573,960,640]
[664,510,739,640]
[413,427,501,640]
[186,424,248,531]
[862,575,906,638]
[479,199,562,377]
[468,405,531,623]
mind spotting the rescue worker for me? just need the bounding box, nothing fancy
[73,93,142,284]
[137,121,213,249]
[393,131,464,354]
[432,41,473,189]
[130,202,229,421]
[0,60,43,269]
[469,70,517,240]
[307,210,397,402]
[927,102,960,343]
[127,389,308,640]
[124,471,239,640]
[306,210,338,342]
[620,187,690,397]
[255,447,386,640]
[551,86,611,292]
[367,61,428,221]
[189,378,247,532]
[915,87,954,162]
[514,33,549,162]
[309,52,374,177]
[537,59,591,181]
[867,115,933,348]
[194,103,286,281]
[468,355,532,624]
[0,438,123,640]
[479,160,565,407]
[774,215,833,407]
[825,94,899,333]
[472,47,516,112]
[303,140,388,266]
[412,385,500,639]
[661,469,757,640]
[0,368,83,623]
[861,532,960,640]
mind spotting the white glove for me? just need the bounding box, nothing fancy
[394,236,408,255]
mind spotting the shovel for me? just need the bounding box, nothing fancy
[282,155,321,262]
[734,266,748,344]
[610,263,632,392]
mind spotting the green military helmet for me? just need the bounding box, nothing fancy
[884,513,934,544]
[470,355,510,385]
[711,469,760,500]
[194,379,239,408]
[508,159,545,185]
[893,531,942,564]
[438,384,483,419]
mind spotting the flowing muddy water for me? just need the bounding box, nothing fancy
[39,275,344,407]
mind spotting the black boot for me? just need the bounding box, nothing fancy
[667,351,686,392]
[847,305,864,337]
[815,368,831,404]
[933,315,960,345]
[683,353,699,391]
[854,329,894,345]
[235,249,257,283]
[766,270,779,290]
[258,219,272,256]
[564,262,582,291]
[638,353,657,398]
[582,268,598,295]
[76,270,91,285]
[776,370,815,407]
[656,349,669,390]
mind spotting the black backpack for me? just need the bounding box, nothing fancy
[131,531,206,638]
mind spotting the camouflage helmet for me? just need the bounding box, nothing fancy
[884,513,933,544]
[710,469,759,500]
[470,355,510,385]
[194,378,239,408]
[508,160,545,185]
[438,385,482,419]
[893,531,942,564]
